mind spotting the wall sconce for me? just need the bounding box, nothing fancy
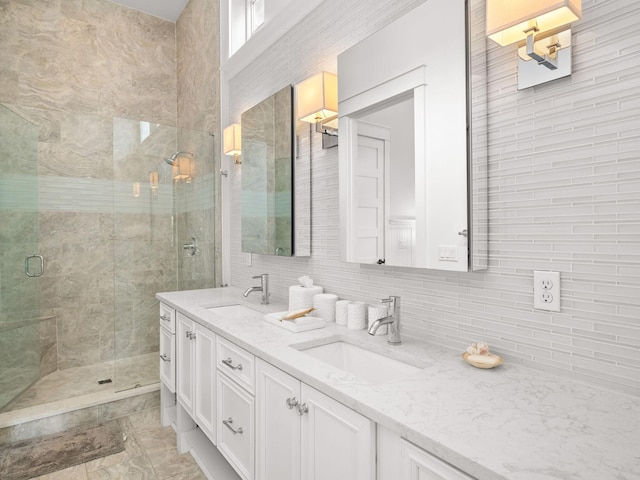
[486,0,582,89]
[223,123,242,164]
[296,71,338,149]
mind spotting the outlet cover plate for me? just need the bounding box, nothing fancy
[534,271,560,312]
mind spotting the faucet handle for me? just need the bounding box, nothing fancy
[381,296,400,310]
[252,274,268,280]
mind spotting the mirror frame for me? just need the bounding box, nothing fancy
[337,0,487,272]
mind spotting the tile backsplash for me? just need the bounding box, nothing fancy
[227,0,640,396]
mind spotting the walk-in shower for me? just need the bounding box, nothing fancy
[0,105,218,419]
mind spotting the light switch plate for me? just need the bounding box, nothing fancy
[534,271,560,312]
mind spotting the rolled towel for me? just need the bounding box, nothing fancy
[335,300,349,326]
[313,294,338,322]
[347,301,367,330]
[289,285,323,311]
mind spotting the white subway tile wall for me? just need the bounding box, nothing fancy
[228,0,640,395]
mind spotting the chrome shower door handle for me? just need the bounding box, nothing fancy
[183,237,197,256]
[25,255,44,277]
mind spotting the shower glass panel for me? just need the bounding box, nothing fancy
[112,118,216,392]
[0,105,41,411]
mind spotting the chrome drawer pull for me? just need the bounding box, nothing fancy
[223,417,243,435]
[160,315,170,322]
[159,354,171,362]
[286,397,299,409]
[222,357,243,371]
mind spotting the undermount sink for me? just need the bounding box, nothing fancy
[297,340,422,384]
[205,304,261,317]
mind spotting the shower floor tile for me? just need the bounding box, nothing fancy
[1,353,158,414]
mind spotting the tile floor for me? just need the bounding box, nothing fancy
[29,406,205,480]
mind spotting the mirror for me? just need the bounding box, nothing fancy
[338,0,487,271]
[241,85,295,256]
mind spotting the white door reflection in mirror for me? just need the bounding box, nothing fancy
[353,130,386,264]
[338,0,473,271]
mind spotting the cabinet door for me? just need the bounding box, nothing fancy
[159,326,175,393]
[300,383,374,480]
[255,359,301,480]
[194,323,216,444]
[176,313,194,413]
[401,439,474,480]
[218,373,255,480]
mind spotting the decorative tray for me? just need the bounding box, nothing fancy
[264,312,325,333]
[462,352,504,369]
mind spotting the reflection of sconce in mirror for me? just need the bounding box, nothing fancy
[223,123,242,164]
[171,152,193,183]
[296,71,338,149]
[487,0,581,89]
[149,171,158,195]
[133,182,140,198]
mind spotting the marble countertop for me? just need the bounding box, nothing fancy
[157,287,640,480]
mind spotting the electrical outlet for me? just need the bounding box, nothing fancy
[534,271,560,312]
[245,253,252,267]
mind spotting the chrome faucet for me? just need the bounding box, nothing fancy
[243,274,270,304]
[368,296,401,345]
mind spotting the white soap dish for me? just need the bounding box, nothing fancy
[264,312,325,332]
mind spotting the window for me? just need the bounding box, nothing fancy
[250,0,265,33]
[229,0,266,56]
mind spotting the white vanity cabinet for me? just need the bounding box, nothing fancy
[256,359,375,480]
[176,312,217,444]
[401,439,475,480]
[217,336,256,480]
[378,425,474,480]
[159,303,176,392]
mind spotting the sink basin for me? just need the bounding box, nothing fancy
[206,304,261,317]
[298,341,421,384]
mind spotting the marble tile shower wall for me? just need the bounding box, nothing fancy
[0,1,177,370]
[228,0,640,395]
[176,0,223,290]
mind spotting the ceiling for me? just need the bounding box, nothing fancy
[108,0,189,22]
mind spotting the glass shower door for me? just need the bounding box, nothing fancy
[0,104,41,411]
[112,118,217,392]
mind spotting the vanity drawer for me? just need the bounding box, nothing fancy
[218,372,255,480]
[217,336,255,394]
[159,326,175,393]
[159,303,175,333]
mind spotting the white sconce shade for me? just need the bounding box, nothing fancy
[223,123,242,164]
[133,182,140,198]
[296,71,338,123]
[486,0,581,46]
